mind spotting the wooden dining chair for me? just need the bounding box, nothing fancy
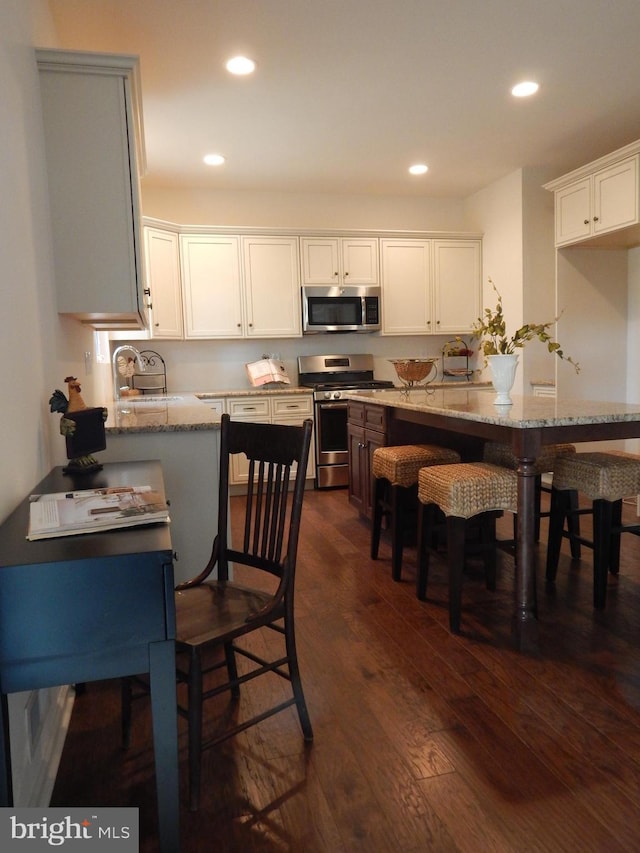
[122,413,314,810]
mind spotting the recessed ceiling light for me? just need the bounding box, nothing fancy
[511,81,539,97]
[409,164,429,175]
[226,56,256,75]
[203,153,225,166]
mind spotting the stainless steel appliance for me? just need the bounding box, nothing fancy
[301,285,381,334]
[298,354,394,488]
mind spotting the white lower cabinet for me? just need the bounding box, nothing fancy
[381,238,481,335]
[226,395,315,486]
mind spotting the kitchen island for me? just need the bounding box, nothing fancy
[345,387,640,649]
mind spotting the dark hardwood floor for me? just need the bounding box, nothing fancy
[51,488,640,851]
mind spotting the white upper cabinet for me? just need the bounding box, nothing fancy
[301,237,379,286]
[381,238,481,335]
[242,236,301,337]
[180,235,243,338]
[380,240,432,334]
[545,142,640,248]
[432,239,482,334]
[180,234,301,339]
[37,49,148,330]
[144,228,183,339]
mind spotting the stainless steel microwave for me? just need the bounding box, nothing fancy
[301,285,381,334]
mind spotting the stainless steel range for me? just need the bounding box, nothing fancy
[298,354,394,489]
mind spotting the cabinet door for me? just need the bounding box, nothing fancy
[380,240,432,334]
[432,240,481,334]
[593,156,639,236]
[37,52,147,329]
[272,397,316,479]
[181,235,243,338]
[347,422,366,513]
[341,238,379,284]
[226,397,270,485]
[242,237,301,337]
[145,228,183,339]
[554,178,592,246]
[301,238,340,284]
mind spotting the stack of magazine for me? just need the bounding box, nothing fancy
[27,485,169,541]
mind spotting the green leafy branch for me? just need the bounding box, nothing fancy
[471,279,580,372]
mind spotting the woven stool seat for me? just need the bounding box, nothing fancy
[416,462,517,633]
[552,450,640,500]
[371,443,461,582]
[373,444,461,488]
[418,462,518,519]
[483,441,576,474]
[546,451,640,609]
[483,441,578,552]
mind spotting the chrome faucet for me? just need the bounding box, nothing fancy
[112,345,145,399]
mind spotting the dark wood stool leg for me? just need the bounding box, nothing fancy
[566,489,582,559]
[609,499,622,575]
[545,486,568,584]
[593,499,613,609]
[481,513,497,591]
[370,476,385,560]
[416,502,429,600]
[390,484,403,582]
[534,475,542,543]
[447,516,466,634]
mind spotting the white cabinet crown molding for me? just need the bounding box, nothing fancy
[141,217,482,241]
[543,138,640,191]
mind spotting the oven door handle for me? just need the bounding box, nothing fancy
[316,401,348,409]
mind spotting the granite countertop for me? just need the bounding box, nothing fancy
[195,386,313,399]
[106,394,220,434]
[344,387,640,428]
[105,387,313,434]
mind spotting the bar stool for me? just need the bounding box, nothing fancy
[482,441,580,553]
[546,450,640,608]
[371,444,461,581]
[416,461,518,633]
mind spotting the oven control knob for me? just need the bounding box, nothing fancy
[333,391,342,399]
[323,391,332,400]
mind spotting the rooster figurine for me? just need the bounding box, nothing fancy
[49,377,108,474]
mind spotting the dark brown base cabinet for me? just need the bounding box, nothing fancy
[347,401,387,518]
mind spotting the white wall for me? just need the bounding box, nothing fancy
[464,169,525,391]
[556,248,628,403]
[0,0,96,808]
[141,185,470,232]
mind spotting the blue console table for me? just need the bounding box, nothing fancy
[0,459,179,852]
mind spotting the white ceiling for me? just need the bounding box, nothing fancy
[47,0,640,198]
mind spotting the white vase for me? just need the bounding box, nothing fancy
[487,354,519,405]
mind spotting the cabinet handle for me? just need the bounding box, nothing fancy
[237,323,242,328]
[593,216,599,222]
[345,271,349,276]
[154,322,159,327]
[144,287,151,296]
[584,219,589,225]
[436,319,440,325]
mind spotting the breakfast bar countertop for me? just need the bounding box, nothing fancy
[343,387,640,428]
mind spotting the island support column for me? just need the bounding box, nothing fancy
[514,452,540,649]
